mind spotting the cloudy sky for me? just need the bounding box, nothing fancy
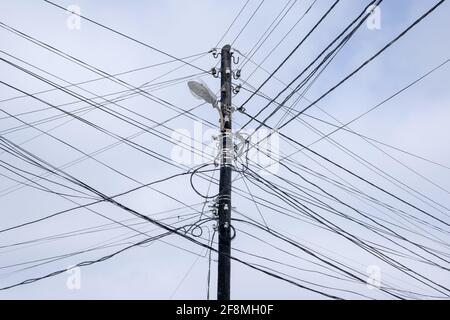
[0,0,449,299]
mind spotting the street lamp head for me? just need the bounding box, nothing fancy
[187,80,217,106]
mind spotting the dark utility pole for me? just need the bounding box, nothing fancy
[217,44,233,300]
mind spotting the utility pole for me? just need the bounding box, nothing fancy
[217,44,233,300]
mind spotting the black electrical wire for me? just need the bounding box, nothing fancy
[243,0,382,132]
[239,139,450,246]
[243,154,450,249]
[0,209,202,252]
[0,160,99,200]
[0,120,372,300]
[0,51,208,105]
[235,58,450,171]
[236,106,450,237]
[214,0,251,47]
[260,160,450,268]
[42,0,208,73]
[242,110,450,231]
[0,22,216,130]
[238,0,298,70]
[238,0,342,112]
[0,214,200,271]
[230,0,266,46]
[231,209,442,299]
[190,163,220,199]
[206,229,217,300]
[293,114,450,213]
[0,77,310,243]
[239,0,319,86]
[0,168,213,235]
[0,179,345,299]
[278,0,447,131]
[241,167,450,296]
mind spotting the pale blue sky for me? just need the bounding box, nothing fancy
[0,0,449,299]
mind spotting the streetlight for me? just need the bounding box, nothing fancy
[187,79,223,128]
